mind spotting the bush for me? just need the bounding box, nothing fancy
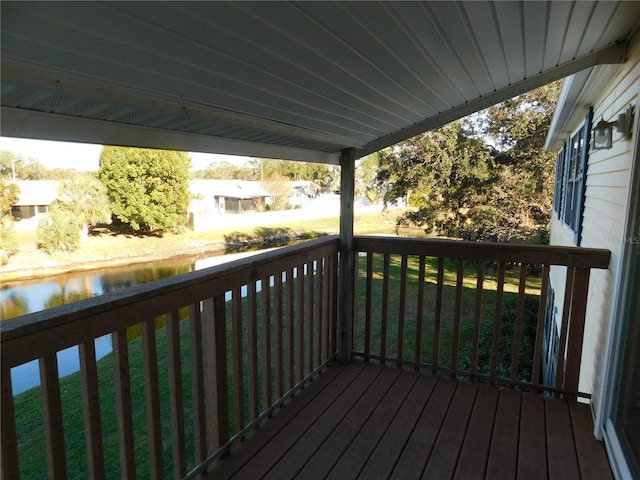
[37,211,81,254]
[0,217,17,265]
[461,295,539,382]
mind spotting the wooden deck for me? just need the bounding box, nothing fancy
[205,361,612,480]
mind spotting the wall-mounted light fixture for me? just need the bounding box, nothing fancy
[592,104,635,150]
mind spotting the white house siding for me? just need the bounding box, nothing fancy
[549,35,640,416]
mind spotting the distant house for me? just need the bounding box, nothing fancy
[289,180,321,208]
[189,180,270,214]
[9,180,59,230]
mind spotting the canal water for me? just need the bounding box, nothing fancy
[1,248,272,394]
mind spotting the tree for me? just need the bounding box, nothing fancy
[0,151,52,180]
[261,175,293,210]
[54,173,111,240]
[0,179,20,217]
[0,180,20,263]
[249,158,333,188]
[98,147,191,233]
[377,82,560,243]
[378,121,496,236]
[356,154,385,203]
[1,150,78,180]
[193,160,255,180]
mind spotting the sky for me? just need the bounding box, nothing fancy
[0,136,252,171]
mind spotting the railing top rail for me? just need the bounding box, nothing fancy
[354,236,611,269]
[1,236,339,366]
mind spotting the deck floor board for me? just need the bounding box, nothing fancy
[205,361,613,480]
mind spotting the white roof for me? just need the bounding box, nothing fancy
[190,180,269,199]
[11,180,59,206]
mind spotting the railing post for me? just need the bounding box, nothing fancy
[338,147,356,363]
[203,294,230,452]
[563,267,591,398]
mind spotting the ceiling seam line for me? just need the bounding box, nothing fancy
[168,3,408,131]
[420,2,483,98]
[289,1,430,118]
[11,3,386,138]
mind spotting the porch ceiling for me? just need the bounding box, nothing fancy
[2,1,639,164]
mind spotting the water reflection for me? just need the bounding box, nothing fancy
[2,248,275,395]
[1,261,195,320]
[3,258,198,394]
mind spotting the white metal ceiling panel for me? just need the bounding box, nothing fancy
[1,1,638,162]
[523,1,549,78]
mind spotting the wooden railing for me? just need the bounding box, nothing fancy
[1,236,339,480]
[0,234,612,479]
[352,236,610,398]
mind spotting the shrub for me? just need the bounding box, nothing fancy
[37,211,81,254]
[461,295,539,382]
[0,217,17,265]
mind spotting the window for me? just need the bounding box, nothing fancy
[553,146,566,218]
[563,129,584,228]
[553,108,592,244]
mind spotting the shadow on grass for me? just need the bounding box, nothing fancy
[224,227,327,252]
[88,223,164,239]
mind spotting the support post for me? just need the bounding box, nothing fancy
[338,147,356,363]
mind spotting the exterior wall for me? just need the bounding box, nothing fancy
[549,37,640,414]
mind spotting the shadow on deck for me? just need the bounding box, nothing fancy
[206,361,612,480]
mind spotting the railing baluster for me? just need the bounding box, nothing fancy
[188,303,207,464]
[555,266,576,395]
[2,367,20,480]
[451,258,464,372]
[307,261,315,373]
[532,265,551,386]
[167,310,186,479]
[113,329,136,479]
[261,276,273,411]
[470,261,485,377]
[330,254,338,356]
[287,268,295,391]
[296,265,305,381]
[315,258,323,367]
[142,318,164,478]
[79,339,105,480]
[398,254,408,366]
[364,252,373,361]
[232,287,245,432]
[380,253,390,362]
[247,281,259,421]
[353,253,360,353]
[322,256,330,362]
[433,257,444,374]
[510,264,528,381]
[274,272,284,399]
[414,256,426,369]
[40,354,67,479]
[490,261,506,384]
